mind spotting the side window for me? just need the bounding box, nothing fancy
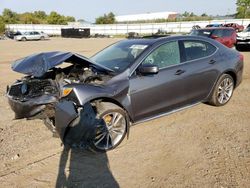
[142,41,180,69]
[212,29,224,37]
[183,40,216,61]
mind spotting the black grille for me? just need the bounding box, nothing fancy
[8,79,58,99]
[9,83,23,98]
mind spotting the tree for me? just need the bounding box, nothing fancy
[236,0,250,18]
[19,12,41,24]
[34,11,47,20]
[2,8,19,23]
[0,16,5,34]
[182,11,190,17]
[47,11,67,24]
[95,12,115,24]
[189,12,196,17]
[65,16,75,22]
[201,13,208,17]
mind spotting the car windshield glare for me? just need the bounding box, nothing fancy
[91,42,148,73]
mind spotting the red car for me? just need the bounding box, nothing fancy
[224,23,244,32]
[190,27,237,48]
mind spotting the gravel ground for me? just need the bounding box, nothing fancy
[0,38,249,188]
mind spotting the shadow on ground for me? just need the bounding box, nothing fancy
[56,147,119,188]
[236,45,250,52]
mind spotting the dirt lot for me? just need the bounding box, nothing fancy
[0,38,249,188]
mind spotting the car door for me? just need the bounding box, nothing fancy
[178,40,219,103]
[25,32,33,40]
[129,41,192,122]
[129,39,219,122]
[33,31,41,40]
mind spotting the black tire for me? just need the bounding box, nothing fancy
[21,37,27,41]
[40,36,45,40]
[208,74,234,106]
[90,102,128,152]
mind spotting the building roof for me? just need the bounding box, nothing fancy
[115,11,178,22]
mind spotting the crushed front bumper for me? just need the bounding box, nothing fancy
[7,95,58,119]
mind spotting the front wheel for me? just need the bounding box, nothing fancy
[91,102,128,152]
[208,74,234,106]
[21,37,27,41]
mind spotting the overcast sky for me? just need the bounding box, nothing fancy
[0,0,237,22]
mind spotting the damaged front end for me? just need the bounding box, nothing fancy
[6,51,112,146]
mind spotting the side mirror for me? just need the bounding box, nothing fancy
[138,64,159,75]
[211,35,219,39]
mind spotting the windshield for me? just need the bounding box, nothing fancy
[91,41,149,73]
[243,27,250,32]
[190,30,212,37]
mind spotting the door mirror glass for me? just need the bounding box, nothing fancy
[138,64,159,75]
[211,34,219,39]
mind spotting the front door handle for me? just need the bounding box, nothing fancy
[209,59,216,64]
[175,69,186,75]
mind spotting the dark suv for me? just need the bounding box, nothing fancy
[190,27,237,48]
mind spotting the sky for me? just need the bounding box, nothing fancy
[0,0,237,22]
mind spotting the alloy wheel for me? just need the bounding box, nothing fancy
[217,77,234,104]
[94,112,126,150]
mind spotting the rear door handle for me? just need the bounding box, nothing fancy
[209,59,216,64]
[175,69,186,75]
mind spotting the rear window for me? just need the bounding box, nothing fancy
[212,29,233,37]
[191,30,212,37]
[191,29,234,38]
[183,40,217,61]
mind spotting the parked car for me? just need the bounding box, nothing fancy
[192,25,201,30]
[5,30,22,39]
[190,27,237,48]
[15,31,49,41]
[6,36,243,151]
[206,24,223,28]
[127,32,141,39]
[224,23,244,32]
[236,27,250,48]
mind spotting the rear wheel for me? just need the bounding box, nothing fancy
[91,102,127,152]
[208,74,234,106]
[21,37,27,41]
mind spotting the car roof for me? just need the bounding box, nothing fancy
[119,35,219,46]
[196,27,235,30]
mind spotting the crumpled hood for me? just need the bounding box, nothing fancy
[11,51,109,77]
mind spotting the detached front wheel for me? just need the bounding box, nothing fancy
[91,102,128,152]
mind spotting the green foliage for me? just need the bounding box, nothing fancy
[34,11,47,20]
[201,13,208,17]
[0,16,5,34]
[19,12,42,24]
[47,11,67,24]
[236,0,250,18]
[95,12,115,24]
[2,9,19,24]
[0,9,76,27]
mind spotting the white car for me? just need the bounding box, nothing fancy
[236,27,250,46]
[15,31,49,41]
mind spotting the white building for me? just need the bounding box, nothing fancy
[115,11,178,23]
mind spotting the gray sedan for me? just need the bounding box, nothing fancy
[6,36,244,151]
